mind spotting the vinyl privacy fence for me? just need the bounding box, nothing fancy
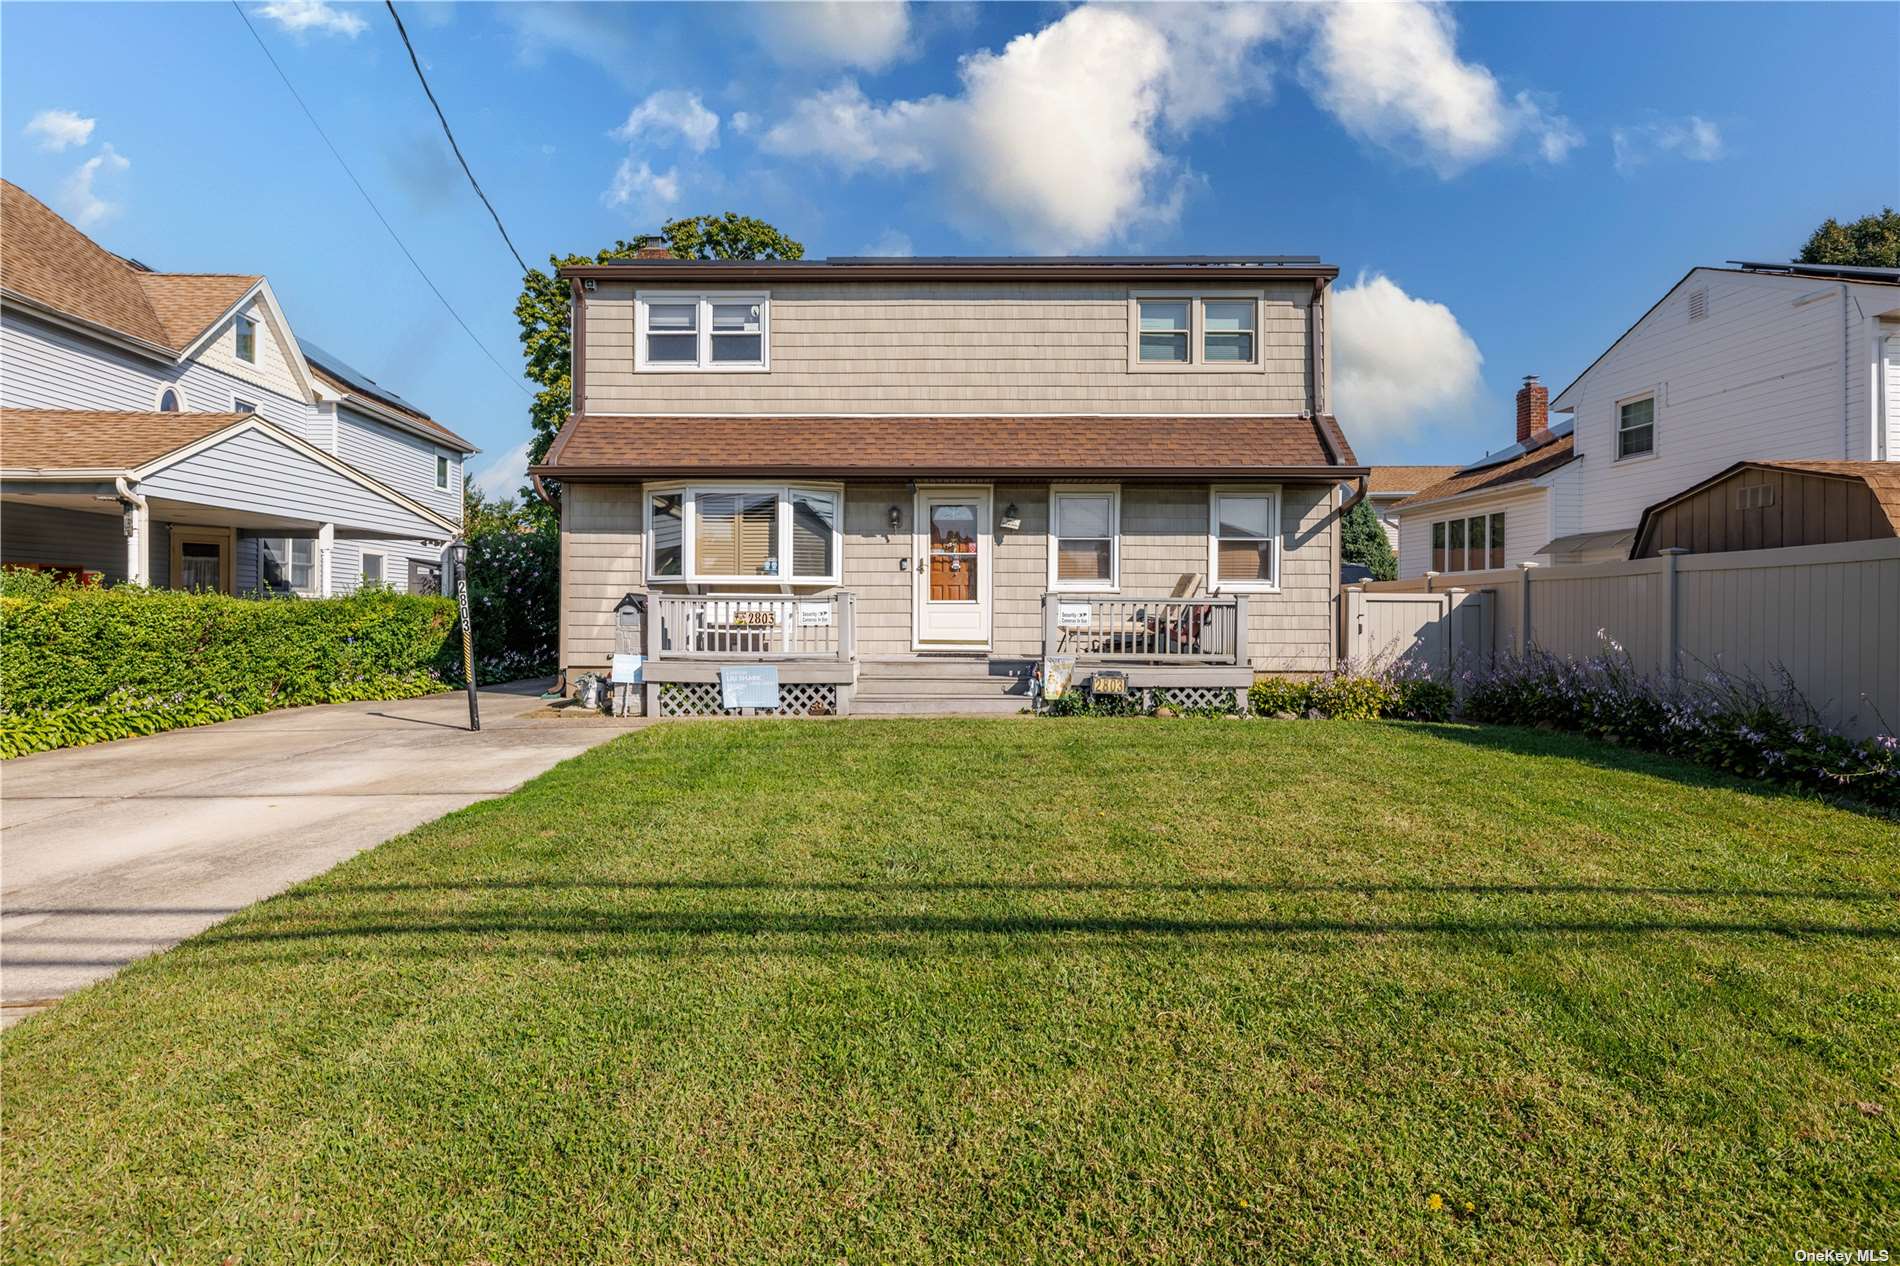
[1346,538,1900,739]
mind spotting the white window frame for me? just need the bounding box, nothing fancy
[154,384,186,411]
[643,480,843,587]
[1130,291,1265,373]
[259,537,317,595]
[634,291,771,373]
[1207,484,1282,593]
[1429,511,1509,572]
[1614,388,1659,463]
[1047,483,1121,592]
[232,395,257,414]
[359,548,386,587]
[435,452,450,490]
[234,312,258,363]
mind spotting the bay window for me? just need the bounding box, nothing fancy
[637,293,769,371]
[1208,486,1280,591]
[1049,486,1120,591]
[646,484,841,584]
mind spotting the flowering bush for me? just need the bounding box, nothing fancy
[462,515,559,682]
[1459,646,1898,811]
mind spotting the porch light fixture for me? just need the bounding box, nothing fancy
[1001,503,1022,531]
[888,504,902,530]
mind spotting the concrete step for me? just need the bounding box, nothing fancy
[858,658,1034,681]
[850,693,1032,717]
[855,676,1033,699]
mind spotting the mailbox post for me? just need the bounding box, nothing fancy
[447,541,479,732]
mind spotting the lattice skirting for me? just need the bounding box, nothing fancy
[658,681,840,718]
[1145,686,1245,713]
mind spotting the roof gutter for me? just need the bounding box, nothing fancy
[113,472,146,515]
[531,463,1368,482]
[1,290,181,364]
[559,262,1341,284]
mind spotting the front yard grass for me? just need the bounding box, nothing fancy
[3,718,1896,1264]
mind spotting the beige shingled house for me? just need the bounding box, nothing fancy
[532,254,1368,716]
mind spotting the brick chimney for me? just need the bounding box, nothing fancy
[1515,374,1549,445]
[634,236,671,260]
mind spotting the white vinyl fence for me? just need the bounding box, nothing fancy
[1347,538,1900,739]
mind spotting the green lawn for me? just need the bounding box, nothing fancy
[4,720,1896,1264]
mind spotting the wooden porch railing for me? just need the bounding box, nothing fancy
[645,591,856,662]
[1040,593,1248,665]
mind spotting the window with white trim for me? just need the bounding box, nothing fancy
[1132,292,1263,370]
[156,386,183,412]
[233,397,256,414]
[1049,485,1120,591]
[235,313,257,363]
[645,484,841,584]
[636,293,768,371]
[260,538,316,594]
[1430,512,1505,572]
[360,550,385,586]
[435,453,450,490]
[1617,394,1656,459]
[1208,487,1280,590]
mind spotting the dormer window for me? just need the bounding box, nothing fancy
[636,293,769,371]
[235,313,257,363]
[1131,293,1264,371]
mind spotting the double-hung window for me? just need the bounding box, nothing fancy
[637,293,769,371]
[1133,293,1262,369]
[260,538,316,594]
[1049,486,1120,591]
[646,484,841,585]
[1617,394,1656,459]
[1208,487,1280,591]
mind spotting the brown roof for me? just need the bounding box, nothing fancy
[535,415,1365,480]
[1366,465,1460,495]
[1390,432,1578,512]
[308,362,475,451]
[0,409,250,471]
[1709,461,1900,525]
[1,181,259,353]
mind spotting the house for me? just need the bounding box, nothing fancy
[1630,459,1900,556]
[1545,260,1900,560]
[1389,375,1585,578]
[1363,465,1458,550]
[531,253,1367,715]
[0,180,475,594]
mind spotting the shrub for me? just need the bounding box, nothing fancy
[1460,646,1898,811]
[463,515,559,679]
[0,569,458,757]
[1248,677,1311,716]
[1306,675,1396,721]
[1391,676,1456,722]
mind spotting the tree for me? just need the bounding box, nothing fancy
[1797,208,1900,269]
[513,214,806,491]
[1341,498,1397,582]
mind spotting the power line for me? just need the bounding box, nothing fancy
[384,1,529,274]
[230,2,530,397]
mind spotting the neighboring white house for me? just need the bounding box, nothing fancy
[0,180,476,594]
[1391,260,1900,578]
[1363,466,1458,551]
[1549,260,1900,553]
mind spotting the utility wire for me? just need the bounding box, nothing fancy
[384,0,529,274]
[230,1,530,397]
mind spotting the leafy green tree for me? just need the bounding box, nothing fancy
[1797,208,1900,269]
[513,215,805,486]
[1341,498,1397,581]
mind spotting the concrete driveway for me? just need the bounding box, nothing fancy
[0,682,639,1026]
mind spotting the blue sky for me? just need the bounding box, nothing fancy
[4,1,1895,494]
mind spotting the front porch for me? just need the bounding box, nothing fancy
[618,591,1255,718]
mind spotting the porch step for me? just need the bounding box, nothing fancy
[859,656,1034,680]
[850,693,1032,717]
[855,675,1033,699]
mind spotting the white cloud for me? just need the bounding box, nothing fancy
[58,144,131,229]
[470,440,530,502]
[256,0,367,39]
[612,89,720,154]
[730,111,755,136]
[1612,115,1724,174]
[757,1,913,72]
[764,6,1187,251]
[858,228,914,257]
[1331,273,1483,443]
[604,159,682,225]
[1301,1,1578,175]
[23,109,95,152]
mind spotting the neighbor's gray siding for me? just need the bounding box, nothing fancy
[582,281,1316,416]
[140,428,444,538]
[558,479,1338,675]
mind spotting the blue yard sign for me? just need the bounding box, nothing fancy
[720,665,781,711]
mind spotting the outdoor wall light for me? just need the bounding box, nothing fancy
[888,504,902,530]
[1000,502,1022,531]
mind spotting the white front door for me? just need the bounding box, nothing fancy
[913,487,992,648]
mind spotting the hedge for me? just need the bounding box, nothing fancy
[0,569,459,758]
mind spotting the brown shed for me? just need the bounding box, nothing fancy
[1630,461,1900,558]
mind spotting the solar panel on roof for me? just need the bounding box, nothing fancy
[297,338,431,419]
[1455,418,1573,475]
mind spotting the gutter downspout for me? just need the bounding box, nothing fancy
[114,473,150,585]
[1339,474,1369,515]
